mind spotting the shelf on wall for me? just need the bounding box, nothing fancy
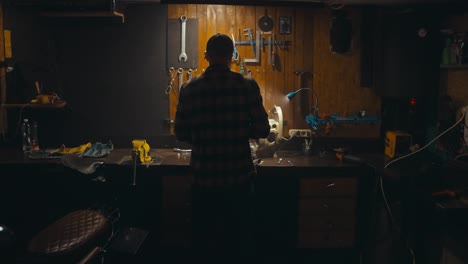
[40,11,125,23]
[2,101,67,109]
[440,64,468,69]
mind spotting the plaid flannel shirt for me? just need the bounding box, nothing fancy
[175,64,270,187]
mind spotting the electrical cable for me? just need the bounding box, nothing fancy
[409,246,416,264]
[379,108,466,264]
[381,110,466,223]
[310,90,319,117]
[384,110,465,170]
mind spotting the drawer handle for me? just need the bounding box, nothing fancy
[325,183,336,188]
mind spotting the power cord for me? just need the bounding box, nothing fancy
[380,107,467,264]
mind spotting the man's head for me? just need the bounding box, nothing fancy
[205,33,233,65]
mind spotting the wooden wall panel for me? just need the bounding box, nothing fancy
[196,4,208,72]
[312,8,380,116]
[278,7,296,133]
[168,4,381,137]
[271,7,289,132]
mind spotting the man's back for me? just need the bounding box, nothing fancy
[175,64,269,186]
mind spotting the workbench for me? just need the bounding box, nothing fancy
[0,148,378,262]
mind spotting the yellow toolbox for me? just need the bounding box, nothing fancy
[385,130,412,158]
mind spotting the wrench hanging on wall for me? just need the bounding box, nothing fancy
[177,68,184,92]
[187,69,193,82]
[178,15,188,62]
[167,17,199,68]
[165,67,175,95]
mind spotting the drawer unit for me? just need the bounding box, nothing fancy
[161,174,192,247]
[298,213,356,231]
[299,177,357,196]
[298,229,355,248]
[298,198,356,215]
[298,176,358,248]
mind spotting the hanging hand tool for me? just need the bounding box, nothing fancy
[187,69,193,82]
[272,34,276,69]
[178,15,188,62]
[268,35,272,65]
[165,67,175,95]
[177,68,184,92]
[234,39,290,46]
[272,33,281,71]
[243,28,255,57]
[232,33,240,62]
[244,30,261,64]
[34,81,41,95]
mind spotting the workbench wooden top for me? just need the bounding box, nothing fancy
[0,147,384,172]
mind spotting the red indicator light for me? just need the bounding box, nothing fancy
[410,98,417,106]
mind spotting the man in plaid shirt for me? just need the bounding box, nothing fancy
[175,33,270,261]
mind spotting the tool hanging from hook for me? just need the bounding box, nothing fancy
[177,68,184,92]
[232,33,240,63]
[178,15,188,62]
[187,69,193,82]
[244,29,261,64]
[165,67,175,95]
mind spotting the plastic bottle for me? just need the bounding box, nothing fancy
[240,60,245,75]
[31,121,39,151]
[441,38,451,65]
[21,119,32,153]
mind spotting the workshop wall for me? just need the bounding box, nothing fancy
[1,3,383,149]
[2,4,170,148]
[167,4,381,136]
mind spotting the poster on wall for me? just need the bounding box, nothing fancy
[279,16,291,34]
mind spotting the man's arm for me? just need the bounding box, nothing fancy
[247,79,270,139]
[174,84,192,143]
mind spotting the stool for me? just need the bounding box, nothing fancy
[27,209,111,263]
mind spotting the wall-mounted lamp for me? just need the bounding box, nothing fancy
[286,88,312,100]
[286,87,319,116]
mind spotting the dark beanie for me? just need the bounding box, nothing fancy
[206,33,233,58]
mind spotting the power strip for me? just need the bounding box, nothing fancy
[289,129,312,138]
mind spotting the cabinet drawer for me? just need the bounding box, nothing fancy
[161,209,191,246]
[298,214,355,231]
[299,198,355,215]
[298,230,355,248]
[299,177,357,196]
[162,175,191,209]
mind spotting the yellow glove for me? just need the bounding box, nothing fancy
[50,142,92,155]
